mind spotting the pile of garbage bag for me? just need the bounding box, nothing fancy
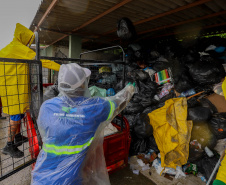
[120,35,226,183]
[44,32,226,183]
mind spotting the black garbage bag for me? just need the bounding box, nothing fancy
[209,113,226,139]
[132,95,157,108]
[127,69,149,81]
[181,51,199,66]
[187,106,212,121]
[115,78,133,92]
[133,113,153,139]
[129,136,147,156]
[126,64,137,72]
[169,58,183,84]
[194,154,219,183]
[149,51,160,60]
[124,114,136,131]
[139,80,158,98]
[188,144,204,162]
[142,106,159,114]
[187,97,201,108]
[132,94,141,103]
[139,98,158,108]
[124,102,144,114]
[188,56,225,85]
[147,135,159,153]
[200,98,218,114]
[152,61,170,72]
[117,17,137,41]
[174,68,194,93]
[191,121,217,149]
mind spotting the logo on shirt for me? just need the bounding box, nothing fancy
[62,107,77,113]
[53,107,85,118]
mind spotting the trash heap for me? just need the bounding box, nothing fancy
[43,25,226,183]
[119,36,226,184]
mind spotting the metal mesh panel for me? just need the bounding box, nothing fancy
[0,58,42,181]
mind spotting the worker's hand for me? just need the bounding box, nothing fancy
[127,82,136,87]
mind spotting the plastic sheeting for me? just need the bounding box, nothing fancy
[31,83,135,185]
[0,23,60,115]
[191,121,217,149]
[148,98,193,169]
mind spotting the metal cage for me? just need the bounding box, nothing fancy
[0,32,127,181]
[0,57,43,181]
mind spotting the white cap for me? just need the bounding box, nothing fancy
[58,63,91,92]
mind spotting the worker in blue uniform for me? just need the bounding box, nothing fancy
[31,63,135,185]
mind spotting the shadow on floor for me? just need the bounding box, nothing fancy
[109,165,156,185]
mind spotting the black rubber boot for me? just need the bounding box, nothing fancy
[14,133,28,147]
[0,116,6,119]
[2,143,24,158]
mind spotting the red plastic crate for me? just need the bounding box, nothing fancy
[104,115,131,174]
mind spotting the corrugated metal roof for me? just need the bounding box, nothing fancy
[30,0,226,49]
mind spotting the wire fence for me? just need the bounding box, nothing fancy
[0,58,42,181]
[0,46,126,181]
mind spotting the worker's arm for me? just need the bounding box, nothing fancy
[105,83,135,120]
[41,59,61,71]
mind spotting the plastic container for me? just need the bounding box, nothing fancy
[180,89,196,97]
[103,115,131,174]
[205,146,214,157]
[197,172,207,182]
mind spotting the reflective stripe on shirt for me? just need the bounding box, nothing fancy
[107,100,115,120]
[43,137,94,155]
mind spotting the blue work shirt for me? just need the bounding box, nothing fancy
[32,96,115,185]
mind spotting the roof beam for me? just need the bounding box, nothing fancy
[134,0,213,25]
[46,0,132,47]
[33,0,58,32]
[72,0,132,32]
[102,0,213,35]
[150,22,226,39]
[138,10,226,35]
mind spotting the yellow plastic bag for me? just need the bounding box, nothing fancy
[148,98,193,169]
[222,77,226,100]
[214,150,226,184]
[0,23,60,115]
[99,66,111,74]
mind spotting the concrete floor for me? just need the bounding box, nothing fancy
[110,166,156,185]
[0,113,32,185]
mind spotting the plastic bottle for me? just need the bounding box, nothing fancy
[205,146,214,157]
[180,89,196,97]
[197,172,207,182]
